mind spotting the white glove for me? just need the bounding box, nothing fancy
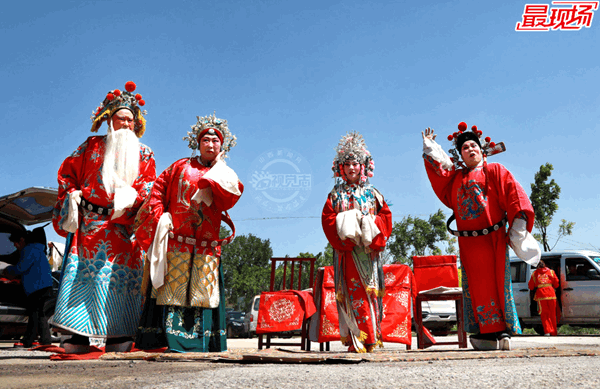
[509,218,541,266]
[62,190,82,233]
[111,186,137,220]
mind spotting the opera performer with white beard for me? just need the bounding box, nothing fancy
[52,81,156,353]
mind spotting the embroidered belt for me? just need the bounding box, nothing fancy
[446,213,507,237]
[168,211,236,248]
[80,198,112,216]
[537,283,553,288]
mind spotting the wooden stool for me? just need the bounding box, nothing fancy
[414,291,467,349]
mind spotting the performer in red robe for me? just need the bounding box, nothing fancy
[134,113,243,352]
[528,259,560,336]
[52,81,156,353]
[422,122,541,351]
[322,132,392,353]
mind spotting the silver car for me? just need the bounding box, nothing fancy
[511,250,600,334]
[0,187,59,340]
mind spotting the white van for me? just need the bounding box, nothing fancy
[511,250,600,334]
[244,295,260,338]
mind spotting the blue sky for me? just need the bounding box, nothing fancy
[1,0,599,258]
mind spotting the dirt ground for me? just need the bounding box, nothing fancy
[0,359,221,389]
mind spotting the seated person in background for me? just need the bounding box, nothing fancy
[567,264,587,281]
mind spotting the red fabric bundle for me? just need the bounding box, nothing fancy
[412,255,458,293]
[381,264,415,345]
[256,290,316,334]
[315,266,341,342]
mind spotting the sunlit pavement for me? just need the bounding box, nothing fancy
[226,334,600,352]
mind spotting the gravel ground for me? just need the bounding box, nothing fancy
[2,336,600,389]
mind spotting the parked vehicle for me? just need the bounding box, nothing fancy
[244,295,261,338]
[511,250,600,334]
[418,300,457,335]
[0,187,60,340]
[226,310,247,338]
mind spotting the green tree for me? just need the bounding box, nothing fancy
[220,227,272,311]
[386,209,452,266]
[530,163,575,251]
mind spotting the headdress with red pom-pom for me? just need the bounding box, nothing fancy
[90,81,147,138]
[446,122,505,168]
[332,131,374,185]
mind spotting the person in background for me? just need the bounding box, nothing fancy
[529,259,560,336]
[3,229,53,348]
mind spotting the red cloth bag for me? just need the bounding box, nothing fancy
[412,255,458,293]
[381,264,414,345]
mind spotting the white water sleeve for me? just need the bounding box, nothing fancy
[360,214,381,247]
[335,209,362,245]
[148,212,173,289]
[509,218,541,266]
[62,190,82,233]
[111,186,138,220]
[423,137,454,170]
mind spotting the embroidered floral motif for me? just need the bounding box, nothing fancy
[457,179,487,220]
[321,316,340,336]
[330,183,377,216]
[384,272,396,286]
[269,298,296,323]
[423,153,448,176]
[475,299,502,327]
[388,317,410,339]
[503,247,522,335]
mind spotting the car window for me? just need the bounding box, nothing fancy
[511,262,526,283]
[0,232,15,255]
[591,256,600,265]
[227,312,244,320]
[253,297,260,310]
[566,257,599,281]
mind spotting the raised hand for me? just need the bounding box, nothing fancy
[422,127,436,141]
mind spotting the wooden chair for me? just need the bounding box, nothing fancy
[258,257,316,351]
[412,255,467,349]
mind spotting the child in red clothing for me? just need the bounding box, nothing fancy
[528,259,560,336]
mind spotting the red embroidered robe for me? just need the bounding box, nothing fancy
[322,183,392,352]
[134,157,243,308]
[424,157,534,335]
[52,136,156,337]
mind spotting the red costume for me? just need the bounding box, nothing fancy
[134,112,243,352]
[424,158,534,335]
[52,135,156,337]
[322,131,392,352]
[528,267,560,335]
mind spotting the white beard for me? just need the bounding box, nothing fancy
[102,125,140,195]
